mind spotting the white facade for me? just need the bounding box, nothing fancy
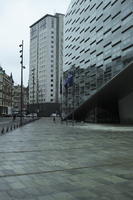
[29,13,64,105]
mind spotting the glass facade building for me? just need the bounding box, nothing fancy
[63,0,133,118]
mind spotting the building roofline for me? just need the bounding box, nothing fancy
[30,14,56,28]
[55,13,65,16]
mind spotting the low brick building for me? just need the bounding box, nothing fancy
[0,66,14,116]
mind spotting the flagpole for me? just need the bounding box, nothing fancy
[64,69,74,125]
[66,86,68,125]
[72,67,75,126]
[60,77,63,122]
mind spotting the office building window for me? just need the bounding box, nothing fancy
[51,19,54,28]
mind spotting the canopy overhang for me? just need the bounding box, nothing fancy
[67,62,133,121]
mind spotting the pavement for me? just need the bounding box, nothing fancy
[0,118,133,200]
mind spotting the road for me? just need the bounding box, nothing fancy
[0,117,37,133]
[0,118,133,199]
[0,117,12,123]
[0,117,19,132]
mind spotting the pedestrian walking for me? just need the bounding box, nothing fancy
[13,114,16,121]
[60,115,64,124]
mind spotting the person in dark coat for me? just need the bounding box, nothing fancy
[13,114,16,121]
[53,117,56,122]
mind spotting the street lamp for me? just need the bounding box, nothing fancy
[19,40,26,126]
[32,68,35,117]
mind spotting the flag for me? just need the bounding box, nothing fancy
[64,78,68,89]
[64,73,73,88]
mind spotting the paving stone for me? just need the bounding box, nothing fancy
[0,191,12,200]
[38,195,54,200]
[7,189,28,199]
[52,192,76,200]
[0,118,132,199]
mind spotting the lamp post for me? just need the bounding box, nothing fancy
[37,79,39,117]
[32,68,35,117]
[19,40,25,126]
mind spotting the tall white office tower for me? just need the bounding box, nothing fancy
[29,13,64,116]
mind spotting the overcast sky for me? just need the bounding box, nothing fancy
[0,0,71,86]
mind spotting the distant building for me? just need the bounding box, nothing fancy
[29,13,64,116]
[63,0,133,123]
[13,85,28,114]
[0,67,14,116]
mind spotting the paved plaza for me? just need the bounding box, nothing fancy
[0,118,133,199]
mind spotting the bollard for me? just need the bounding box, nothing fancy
[6,127,9,133]
[1,128,4,134]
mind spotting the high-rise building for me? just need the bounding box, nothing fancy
[63,0,133,123]
[29,13,64,116]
